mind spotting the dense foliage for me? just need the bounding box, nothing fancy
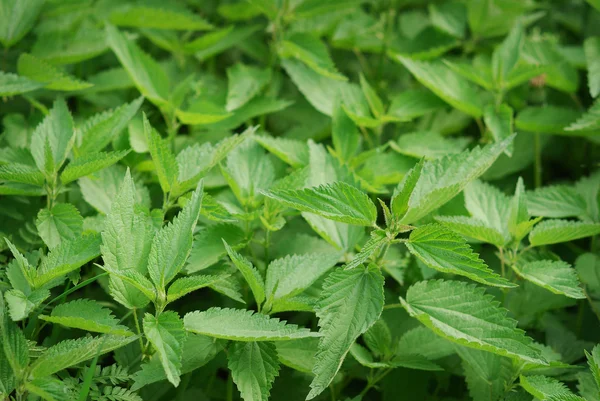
[1,0,600,400]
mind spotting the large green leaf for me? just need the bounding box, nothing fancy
[526,186,588,219]
[529,220,600,246]
[406,224,514,287]
[143,312,186,387]
[307,265,384,399]
[264,181,378,226]
[184,307,319,341]
[228,341,280,401]
[512,260,585,299]
[400,280,546,364]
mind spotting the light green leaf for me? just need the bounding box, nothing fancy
[17,53,92,91]
[307,265,383,399]
[148,181,203,292]
[400,280,546,364]
[224,241,265,306]
[429,2,467,38]
[529,220,600,246]
[406,224,514,287]
[520,375,585,401]
[110,5,212,31]
[274,338,318,373]
[359,73,385,118]
[60,150,130,185]
[343,229,387,270]
[5,289,48,322]
[264,181,377,226]
[0,72,44,96]
[585,37,600,98]
[513,260,585,299]
[187,25,261,60]
[391,56,483,117]
[0,296,29,379]
[492,22,523,87]
[144,114,178,194]
[106,24,169,107]
[566,98,600,132]
[484,104,514,156]
[392,136,514,224]
[0,0,44,47]
[76,97,144,155]
[516,106,581,135]
[36,203,83,249]
[456,346,514,401]
[396,326,456,360]
[30,335,138,377]
[464,180,511,239]
[526,186,588,219]
[350,343,442,371]
[143,311,186,387]
[186,223,247,273]
[586,345,600,392]
[434,215,509,247]
[0,163,45,186]
[332,99,361,163]
[30,98,75,176]
[39,299,133,336]
[184,307,320,341]
[386,89,446,122]
[279,33,345,81]
[24,377,69,401]
[254,135,309,168]
[226,63,271,111]
[166,274,228,304]
[175,99,231,125]
[228,341,280,401]
[390,131,470,160]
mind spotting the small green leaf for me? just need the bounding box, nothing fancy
[186,223,247,273]
[228,341,280,401]
[143,114,178,194]
[390,131,470,160]
[585,37,600,98]
[520,375,585,401]
[60,150,130,185]
[332,99,361,163]
[264,181,378,226]
[492,22,523,87]
[17,53,93,91]
[224,241,265,306]
[143,311,186,387]
[484,104,514,156]
[529,220,600,246]
[279,33,346,81]
[226,63,271,111]
[110,5,212,31]
[516,106,581,135]
[184,307,319,341]
[36,203,83,249]
[166,274,227,304]
[0,72,44,96]
[512,260,585,299]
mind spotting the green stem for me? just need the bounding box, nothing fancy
[499,247,506,278]
[534,132,542,188]
[358,368,392,397]
[264,229,271,265]
[383,303,403,310]
[133,308,145,354]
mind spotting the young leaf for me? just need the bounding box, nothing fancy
[515,106,580,135]
[144,114,178,194]
[148,181,203,293]
[105,24,169,107]
[586,345,600,391]
[36,203,83,249]
[30,335,138,377]
[143,311,186,387]
[279,33,345,81]
[391,131,470,160]
[226,63,271,111]
[529,220,600,246]
[60,150,130,185]
[110,5,212,31]
[526,186,588,219]
[307,265,384,399]
[263,181,378,226]
[224,240,265,306]
[399,280,546,364]
[254,135,309,168]
[512,260,586,299]
[0,163,45,186]
[186,223,247,273]
[0,296,29,378]
[17,53,93,91]
[492,22,523,87]
[0,71,44,96]
[332,99,361,163]
[228,341,280,401]
[387,89,446,121]
[456,346,514,401]
[39,299,133,336]
[520,375,585,401]
[166,274,228,304]
[484,104,514,156]
[183,307,320,341]
[406,224,515,288]
[585,37,600,98]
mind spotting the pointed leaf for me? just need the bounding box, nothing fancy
[512,260,586,299]
[529,220,600,246]
[36,203,83,249]
[166,274,228,304]
[60,150,130,185]
[143,311,186,387]
[226,63,271,111]
[0,72,44,96]
[520,375,585,401]
[228,341,280,401]
[224,241,265,306]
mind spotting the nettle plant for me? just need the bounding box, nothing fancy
[1,0,600,401]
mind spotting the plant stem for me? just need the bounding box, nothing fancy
[133,308,145,354]
[499,247,505,277]
[534,133,542,188]
[264,229,271,264]
[358,368,392,397]
[383,303,402,310]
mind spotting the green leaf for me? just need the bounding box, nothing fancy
[529,220,600,246]
[106,24,169,107]
[143,311,186,387]
[492,22,523,87]
[148,181,203,292]
[226,63,271,111]
[332,99,361,163]
[39,299,133,336]
[228,341,280,401]
[143,114,178,194]
[392,136,514,224]
[110,5,212,31]
[30,335,138,377]
[166,274,228,304]
[435,215,509,247]
[75,97,144,155]
[456,346,514,401]
[526,186,588,219]
[396,326,456,360]
[516,106,581,135]
[0,296,29,379]
[350,343,442,371]
[400,280,546,364]
[264,181,378,226]
[359,73,385,118]
[566,99,600,132]
[24,377,69,401]
[0,72,44,96]
[386,89,446,122]
[36,203,83,249]
[183,307,320,341]
[0,163,45,186]
[274,338,318,374]
[307,265,384,399]
[391,56,483,117]
[35,233,102,288]
[390,131,470,160]
[512,260,585,299]
[186,25,261,61]
[254,135,309,168]
[343,229,387,270]
[406,224,514,288]
[30,98,75,176]
[0,0,44,47]
[17,53,93,91]
[224,241,265,306]
[586,345,600,392]
[186,223,247,273]
[175,99,232,125]
[484,104,514,157]
[585,37,600,98]
[429,2,467,38]
[279,33,345,81]
[520,375,585,401]
[60,150,130,185]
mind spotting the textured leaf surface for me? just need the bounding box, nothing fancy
[0,72,43,96]
[520,375,585,401]
[406,224,514,287]
[526,186,588,218]
[228,341,280,401]
[529,220,600,246]
[307,265,384,399]
[166,274,227,304]
[400,280,546,364]
[224,241,265,306]
[143,312,186,387]
[36,203,83,249]
[513,260,585,299]
[184,307,320,341]
[60,150,130,185]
